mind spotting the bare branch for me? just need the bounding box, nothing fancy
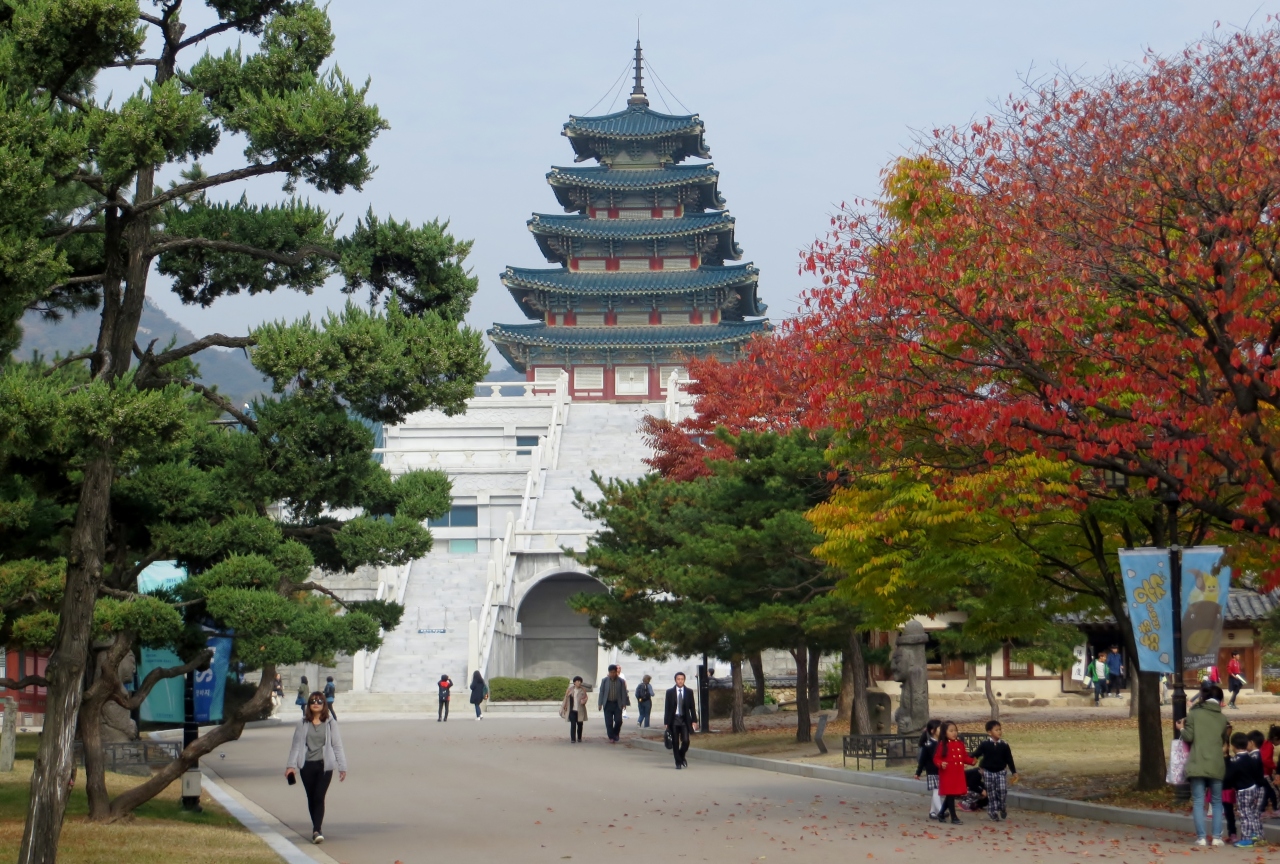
[124,649,213,711]
[149,333,255,367]
[98,584,205,609]
[291,581,350,607]
[141,376,259,431]
[0,675,50,690]
[42,351,97,377]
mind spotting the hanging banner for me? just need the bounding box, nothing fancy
[1180,546,1231,672]
[1118,548,1175,674]
[1070,644,1088,682]
[194,636,232,723]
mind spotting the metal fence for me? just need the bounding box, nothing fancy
[71,741,181,771]
[842,731,986,770]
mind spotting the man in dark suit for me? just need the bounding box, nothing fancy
[597,664,630,743]
[663,672,698,769]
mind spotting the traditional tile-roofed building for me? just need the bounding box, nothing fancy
[489,42,770,400]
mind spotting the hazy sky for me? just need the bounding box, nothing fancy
[129,1,1271,369]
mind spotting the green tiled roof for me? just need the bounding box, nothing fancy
[502,264,766,322]
[528,212,740,266]
[528,211,732,239]
[488,320,769,350]
[547,164,718,189]
[564,105,702,139]
[504,263,756,293]
[548,165,723,212]
[562,104,710,163]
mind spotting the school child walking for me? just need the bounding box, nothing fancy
[915,720,943,820]
[933,721,974,825]
[1262,727,1280,815]
[972,720,1018,821]
[1231,731,1268,847]
[1088,652,1108,706]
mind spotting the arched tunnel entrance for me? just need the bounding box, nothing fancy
[516,573,605,681]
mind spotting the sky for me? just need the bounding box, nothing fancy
[124,1,1275,370]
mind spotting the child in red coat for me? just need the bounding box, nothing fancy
[934,721,975,824]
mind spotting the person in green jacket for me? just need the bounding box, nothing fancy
[1088,652,1109,706]
[1178,684,1232,847]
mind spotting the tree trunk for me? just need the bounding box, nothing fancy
[1113,607,1167,791]
[807,645,821,713]
[105,665,276,819]
[791,642,811,744]
[984,654,1000,722]
[750,652,766,708]
[19,455,114,864]
[837,643,854,724]
[849,631,872,735]
[730,657,746,734]
[966,660,979,692]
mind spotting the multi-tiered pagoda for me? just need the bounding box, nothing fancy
[489,43,769,400]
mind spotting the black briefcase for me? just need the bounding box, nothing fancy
[664,729,674,750]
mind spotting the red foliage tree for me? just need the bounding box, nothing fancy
[794,25,1280,542]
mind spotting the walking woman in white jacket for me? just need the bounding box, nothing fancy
[286,691,347,844]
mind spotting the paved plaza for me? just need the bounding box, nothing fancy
[210,715,1198,864]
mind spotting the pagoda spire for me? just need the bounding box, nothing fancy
[627,40,648,107]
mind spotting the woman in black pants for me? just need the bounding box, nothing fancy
[286,692,347,844]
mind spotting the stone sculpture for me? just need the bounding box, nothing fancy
[889,620,930,736]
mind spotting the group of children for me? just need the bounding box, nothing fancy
[1220,727,1280,847]
[914,719,1017,824]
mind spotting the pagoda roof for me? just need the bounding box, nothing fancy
[563,104,709,163]
[547,164,724,211]
[488,319,769,352]
[528,211,740,264]
[502,264,765,320]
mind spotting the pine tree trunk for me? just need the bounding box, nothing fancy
[837,643,854,724]
[105,666,276,819]
[850,631,872,735]
[792,642,811,744]
[731,657,746,733]
[984,654,1000,722]
[807,645,821,713]
[750,652,766,708]
[19,455,114,864]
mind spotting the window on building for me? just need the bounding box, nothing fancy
[573,313,606,327]
[1003,646,1034,677]
[574,366,604,390]
[615,366,649,395]
[659,366,688,392]
[615,311,651,326]
[533,367,564,386]
[516,435,540,455]
[448,538,479,554]
[428,505,479,528]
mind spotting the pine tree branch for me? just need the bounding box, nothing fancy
[123,649,213,711]
[290,582,349,607]
[136,162,294,215]
[42,351,97,377]
[147,334,255,367]
[143,375,259,431]
[145,234,337,266]
[98,585,205,608]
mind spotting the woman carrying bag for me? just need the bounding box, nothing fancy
[295,676,309,715]
[560,675,589,742]
[470,670,489,719]
[286,691,347,845]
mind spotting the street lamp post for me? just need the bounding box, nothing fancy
[1163,487,1186,739]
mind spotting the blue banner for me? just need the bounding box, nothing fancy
[1119,548,1175,674]
[194,636,232,723]
[1180,546,1231,672]
[137,562,188,723]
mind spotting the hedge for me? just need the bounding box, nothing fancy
[488,676,572,702]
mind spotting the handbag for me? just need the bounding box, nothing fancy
[663,728,674,750]
[1167,738,1189,785]
[295,695,304,706]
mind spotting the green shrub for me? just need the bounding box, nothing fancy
[488,676,571,701]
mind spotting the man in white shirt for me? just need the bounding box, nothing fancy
[664,672,699,769]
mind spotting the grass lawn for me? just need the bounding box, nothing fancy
[695,717,1196,811]
[0,735,279,864]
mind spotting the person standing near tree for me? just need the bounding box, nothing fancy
[296,676,310,716]
[635,674,655,728]
[1178,684,1232,847]
[1106,646,1124,698]
[664,672,698,769]
[597,664,629,743]
[560,676,589,742]
[271,674,284,717]
[934,720,973,825]
[1227,652,1244,709]
[286,692,347,845]
[1088,652,1109,706]
[470,671,489,720]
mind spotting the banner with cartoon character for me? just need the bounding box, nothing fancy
[1118,548,1175,674]
[1180,546,1231,672]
